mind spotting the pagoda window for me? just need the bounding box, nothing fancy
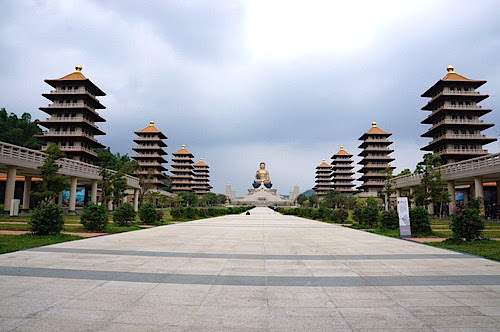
[452,115,457,119]
[454,144,459,149]
[457,87,462,91]
[461,130,466,135]
[467,115,472,120]
[462,145,467,149]
[464,87,468,91]
[451,101,456,105]
[450,87,455,91]
[69,141,74,147]
[469,130,475,135]
[453,130,459,134]
[459,115,465,120]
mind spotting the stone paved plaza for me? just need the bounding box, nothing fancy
[0,207,499,331]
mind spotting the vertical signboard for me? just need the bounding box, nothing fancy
[397,197,411,238]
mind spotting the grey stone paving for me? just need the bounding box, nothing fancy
[0,207,499,331]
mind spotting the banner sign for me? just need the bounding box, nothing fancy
[397,197,411,238]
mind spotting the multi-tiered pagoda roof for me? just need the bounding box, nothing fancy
[36,65,106,163]
[132,121,168,190]
[357,122,395,193]
[331,146,355,194]
[313,159,333,197]
[192,158,212,196]
[171,145,194,192]
[420,65,496,164]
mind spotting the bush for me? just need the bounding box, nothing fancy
[380,210,399,230]
[170,207,184,219]
[113,204,136,226]
[330,209,348,223]
[138,203,160,225]
[362,206,379,228]
[81,203,108,231]
[409,207,432,235]
[29,203,64,235]
[451,201,484,241]
[156,210,164,222]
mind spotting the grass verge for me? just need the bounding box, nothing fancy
[0,234,83,254]
[425,239,500,262]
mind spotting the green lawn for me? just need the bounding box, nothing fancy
[0,234,83,254]
[430,218,500,238]
[425,239,500,262]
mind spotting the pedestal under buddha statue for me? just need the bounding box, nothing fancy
[253,162,272,189]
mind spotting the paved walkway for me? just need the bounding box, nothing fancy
[0,207,499,331]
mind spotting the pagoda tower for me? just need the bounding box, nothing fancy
[132,121,168,190]
[171,145,195,192]
[331,146,355,194]
[421,65,496,164]
[313,159,333,197]
[192,158,212,196]
[36,65,106,163]
[357,122,395,194]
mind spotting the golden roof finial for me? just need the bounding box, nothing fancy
[322,159,326,162]
[149,120,154,126]
[447,64,455,73]
[75,64,82,72]
[200,157,203,161]
[340,145,344,150]
[372,121,377,127]
[181,144,186,149]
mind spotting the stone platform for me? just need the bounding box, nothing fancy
[0,207,499,331]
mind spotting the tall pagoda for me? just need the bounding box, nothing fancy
[357,122,395,194]
[313,159,333,197]
[192,158,212,196]
[421,65,496,164]
[36,65,106,163]
[331,146,355,194]
[132,121,168,190]
[171,145,195,192]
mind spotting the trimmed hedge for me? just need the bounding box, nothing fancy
[29,203,64,235]
[277,207,349,223]
[113,203,136,226]
[81,203,108,231]
[170,206,254,220]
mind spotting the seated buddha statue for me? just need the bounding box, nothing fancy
[253,162,272,189]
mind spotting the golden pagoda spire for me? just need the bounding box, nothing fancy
[75,64,82,72]
[372,121,377,128]
[447,64,455,73]
[149,120,155,126]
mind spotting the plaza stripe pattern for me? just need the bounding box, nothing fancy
[0,207,499,331]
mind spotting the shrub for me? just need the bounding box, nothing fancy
[333,209,348,223]
[138,203,160,225]
[185,207,196,219]
[156,210,164,222]
[450,201,484,241]
[80,203,108,231]
[380,210,399,230]
[113,204,136,226]
[409,207,432,235]
[362,206,379,228]
[170,207,184,219]
[352,205,363,224]
[29,203,64,235]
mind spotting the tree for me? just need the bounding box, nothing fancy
[396,168,412,177]
[97,149,113,208]
[323,190,341,209]
[379,168,395,211]
[201,192,218,206]
[0,108,42,149]
[33,145,69,203]
[414,153,449,216]
[297,194,308,206]
[111,170,128,207]
[178,192,199,207]
[216,194,228,205]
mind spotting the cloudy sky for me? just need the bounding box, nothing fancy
[1,0,499,195]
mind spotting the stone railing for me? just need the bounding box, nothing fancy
[428,119,484,131]
[42,117,99,129]
[0,141,140,188]
[429,134,486,144]
[392,153,500,188]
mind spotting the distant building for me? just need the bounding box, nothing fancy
[289,183,300,202]
[132,121,168,191]
[313,159,333,197]
[357,122,395,195]
[331,146,355,194]
[36,65,106,164]
[171,145,194,193]
[192,158,212,196]
[421,65,496,164]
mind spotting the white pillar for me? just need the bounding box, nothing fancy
[69,176,78,213]
[108,200,113,211]
[3,166,17,212]
[91,179,98,204]
[133,189,139,212]
[58,191,64,206]
[496,181,500,205]
[122,195,128,205]
[447,180,456,214]
[474,176,484,216]
[22,176,32,210]
[396,188,402,197]
[409,186,416,208]
[427,203,434,216]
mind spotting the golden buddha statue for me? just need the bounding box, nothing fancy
[253,162,272,188]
